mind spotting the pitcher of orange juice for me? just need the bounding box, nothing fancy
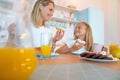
[0,0,37,80]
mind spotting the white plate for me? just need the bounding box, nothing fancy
[72,52,80,55]
[51,52,59,56]
[80,57,119,62]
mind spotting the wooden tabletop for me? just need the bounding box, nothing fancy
[30,53,120,80]
[37,53,120,71]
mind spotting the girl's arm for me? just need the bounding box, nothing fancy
[55,42,85,54]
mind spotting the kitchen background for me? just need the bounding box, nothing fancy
[0,0,120,47]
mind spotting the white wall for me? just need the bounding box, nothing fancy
[107,0,120,45]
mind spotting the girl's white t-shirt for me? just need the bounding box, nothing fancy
[66,39,87,54]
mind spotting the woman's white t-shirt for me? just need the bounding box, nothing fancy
[31,23,52,47]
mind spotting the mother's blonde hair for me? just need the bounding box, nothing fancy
[31,0,54,27]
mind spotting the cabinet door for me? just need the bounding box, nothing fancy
[77,8,104,44]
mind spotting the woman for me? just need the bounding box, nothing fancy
[31,0,64,47]
[55,22,93,54]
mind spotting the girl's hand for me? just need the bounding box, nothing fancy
[71,42,85,51]
[101,46,108,52]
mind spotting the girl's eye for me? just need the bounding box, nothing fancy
[80,26,84,29]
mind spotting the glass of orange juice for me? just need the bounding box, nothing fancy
[109,44,120,58]
[40,32,52,58]
[109,44,119,54]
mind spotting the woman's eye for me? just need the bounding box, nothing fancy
[50,9,53,11]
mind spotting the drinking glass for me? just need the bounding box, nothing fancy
[109,44,119,54]
[40,32,53,58]
[0,0,37,80]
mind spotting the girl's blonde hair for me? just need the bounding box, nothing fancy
[77,22,93,51]
[31,0,54,27]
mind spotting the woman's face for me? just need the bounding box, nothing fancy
[74,23,86,38]
[40,3,54,21]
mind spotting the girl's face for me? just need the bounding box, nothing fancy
[74,23,87,39]
[40,3,54,21]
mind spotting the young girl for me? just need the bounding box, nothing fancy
[55,22,93,54]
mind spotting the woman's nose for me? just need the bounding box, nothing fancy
[50,12,53,16]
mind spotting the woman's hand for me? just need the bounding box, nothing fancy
[53,29,64,45]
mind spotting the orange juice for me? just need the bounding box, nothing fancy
[113,48,120,59]
[0,48,38,80]
[41,45,52,56]
[109,44,119,54]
